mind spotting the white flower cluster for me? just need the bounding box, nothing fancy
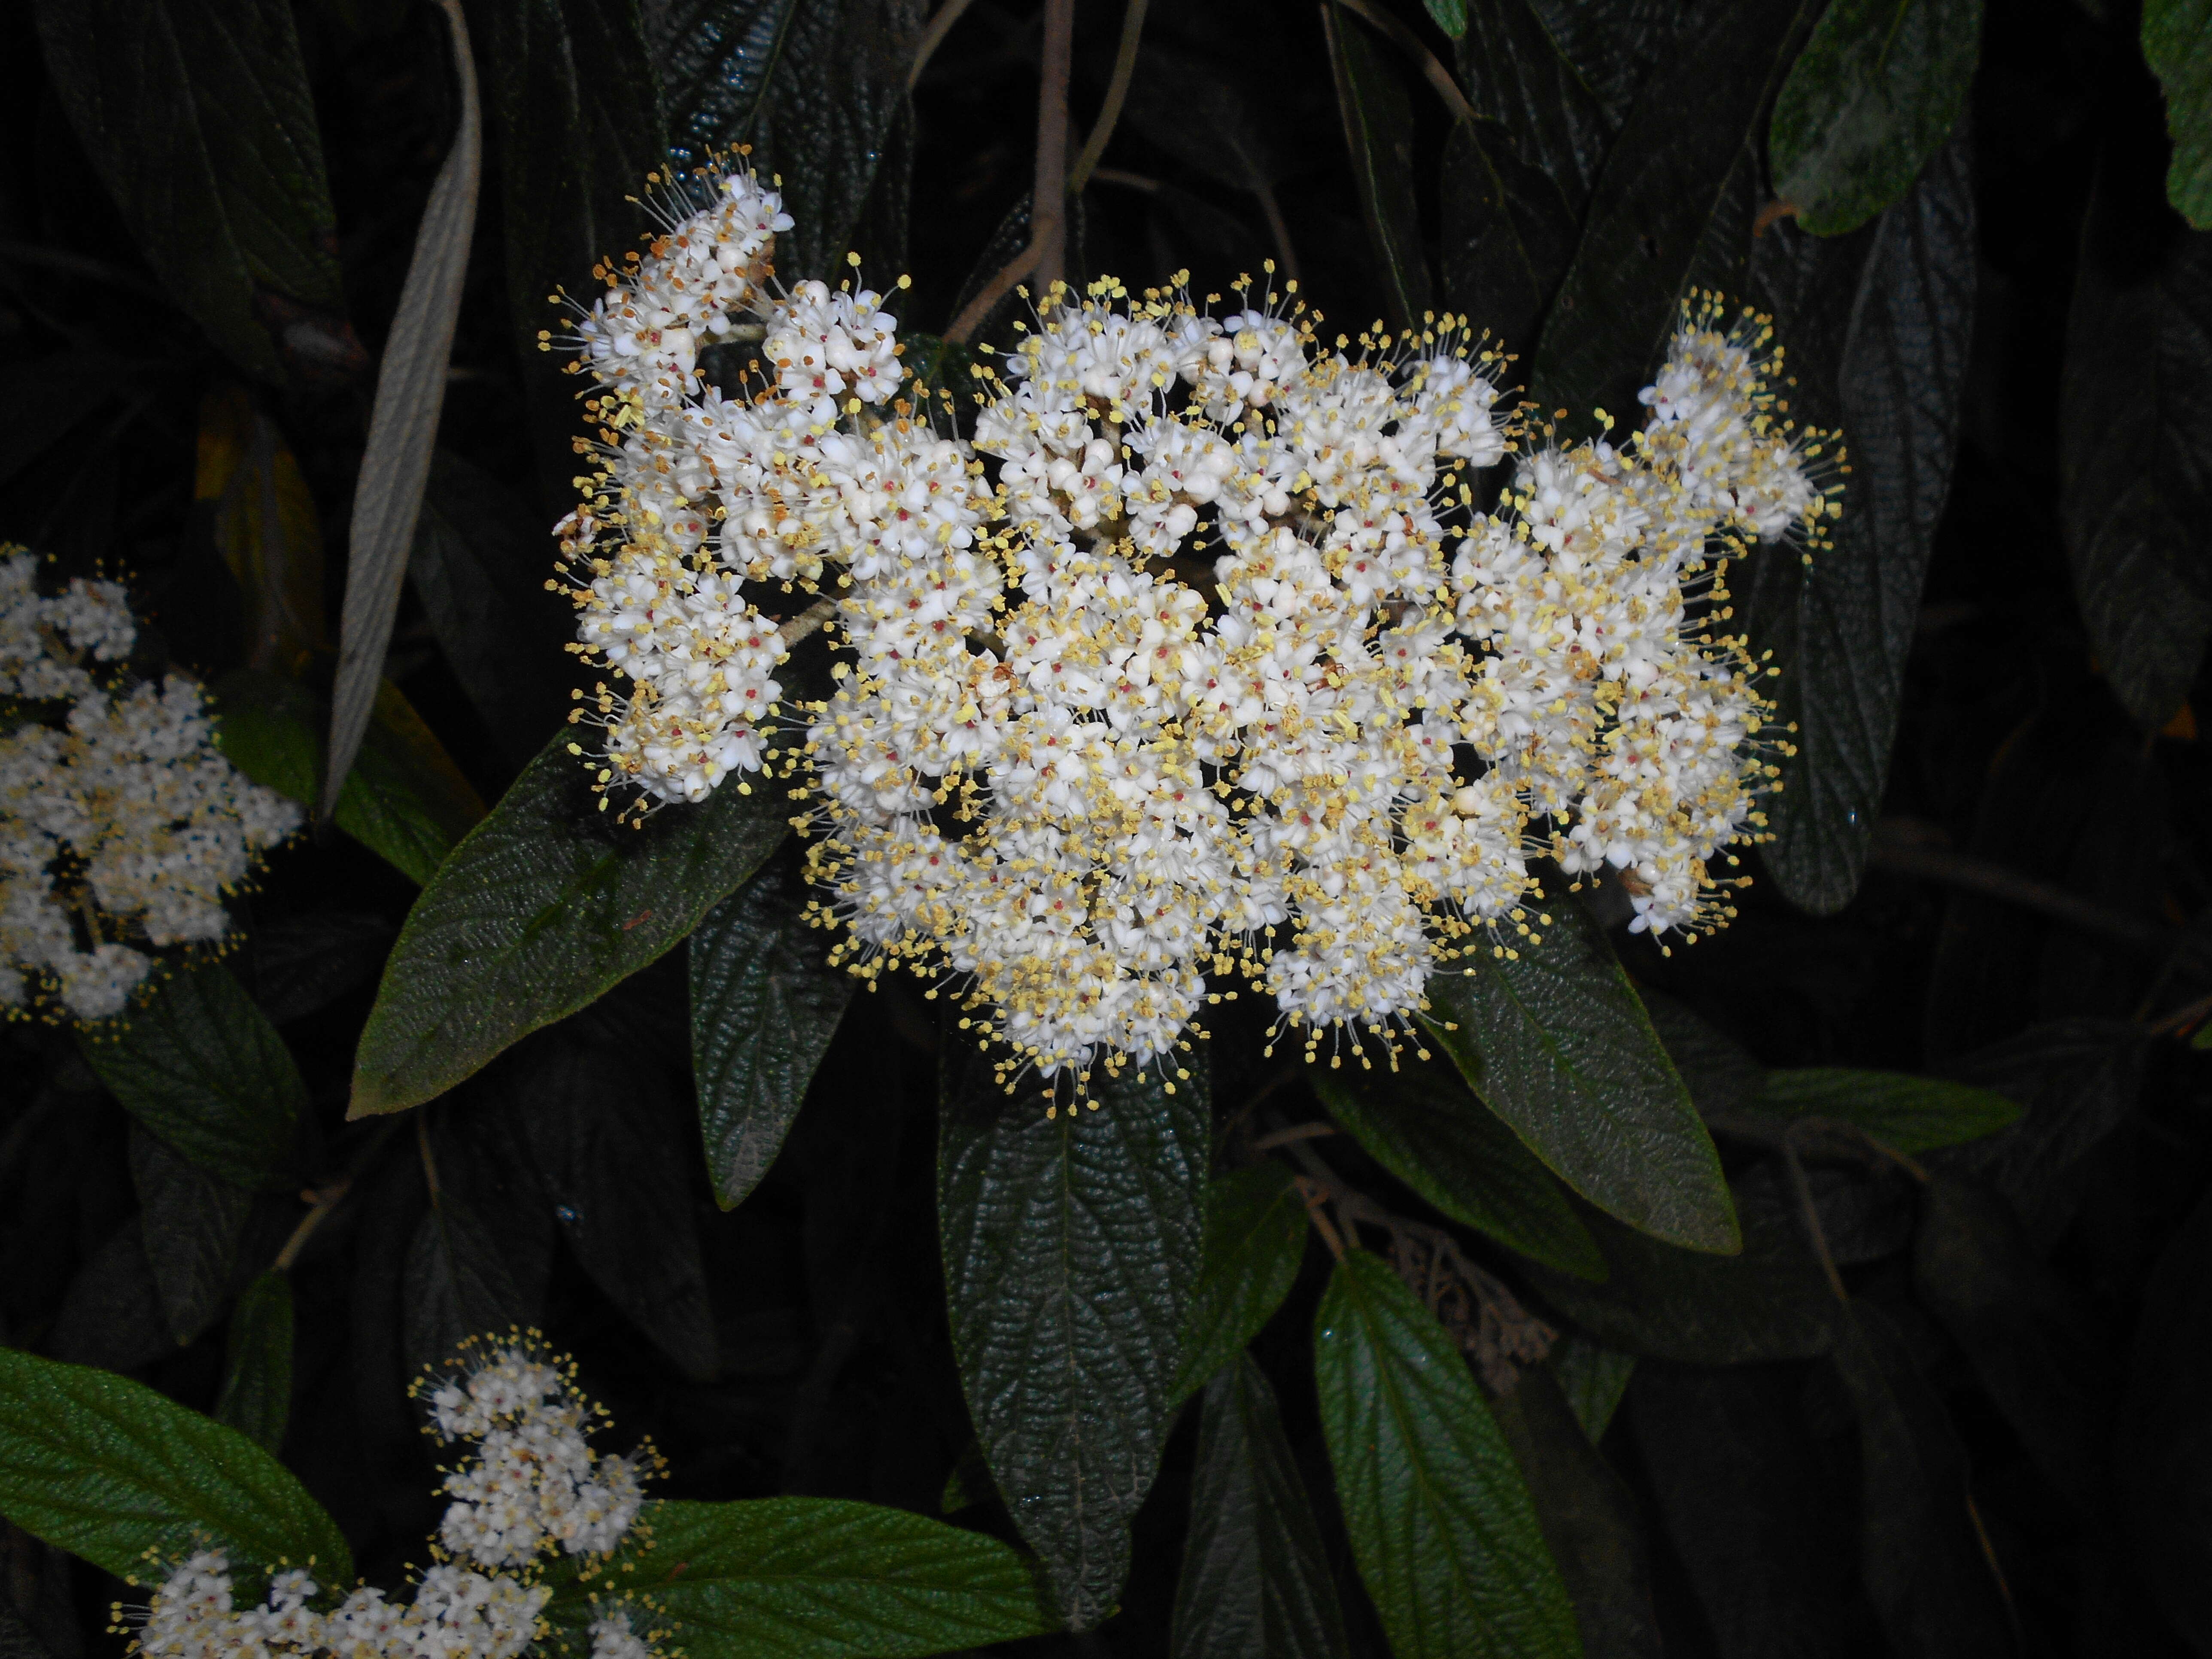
[553,164,916,804]
[556,164,1834,1088]
[132,1345,666,1659]
[0,550,299,1021]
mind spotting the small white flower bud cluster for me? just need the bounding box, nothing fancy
[0,550,300,1021]
[553,163,927,805]
[131,1344,668,1659]
[555,165,1833,1088]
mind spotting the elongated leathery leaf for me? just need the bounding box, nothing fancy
[1522,1200,1835,1365]
[215,1272,295,1455]
[85,960,303,1191]
[1324,3,1430,331]
[544,1497,1053,1655]
[33,0,349,381]
[1530,0,1816,425]
[1744,129,1975,909]
[1172,1355,1350,1659]
[0,1347,350,1587]
[2057,179,2212,727]
[651,0,803,156]
[129,1127,254,1346]
[1771,0,1983,236]
[1173,1165,1312,1407]
[1425,902,1734,1252]
[349,721,794,1116]
[1315,1060,1605,1280]
[692,851,855,1209]
[1748,1068,2019,1154]
[939,1046,1208,1630]
[213,669,483,888]
[746,0,921,282]
[2145,0,2212,228]
[1314,1251,1579,1659]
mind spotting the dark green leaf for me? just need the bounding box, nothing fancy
[215,1271,294,1455]
[349,719,795,1116]
[1529,0,1814,423]
[2145,0,2212,227]
[1827,1303,2014,1657]
[1628,1362,1860,1659]
[33,0,349,381]
[405,1191,531,1383]
[545,1496,1055,1655]
[938,1047,1208,1630]
[747,0,921,281]
[1440,116,1583,361]
[1173,1165,1312,1407]
[1425,901,1734,1252]
[246,912,394,1027]
[1747,1068,2020,1153]
[1522,1200,1836,1364]
[0,1347,350,1587]
[2119,1187,2212,1643]
[1938,1018,2147,1244]
[1770,0,1982,235]
[1323,5,1431,331]
[691,851,854,1209]
[1455,0,1612,200]
[1425,0,1470,36]
[2058,192,2212,726]
[1315,1058,1605,1279]
[1636,990,1764,1120]
[651,0,802,155]
[1545,1332,1635,1442]
[407,452,579,767]
[1485,0,1692,133]
[130,1126,254,1346]
[1744,127,1976,908]
[516,1024,717,1378]
[84,960,302,1190]
[1489,1366,1661,1659]
[52,1228,175,1374]
[1171,1354,1350,1659]
[211,669,479,887]
[1121,46,1291,195]
[1911,1173,2117,1505]
[0,1596,53,1659]
[1313,1250,1578,1659]
[482,0,666,358]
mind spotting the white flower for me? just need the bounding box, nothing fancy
[133,1343,668,1659]
[0,551,301,1023]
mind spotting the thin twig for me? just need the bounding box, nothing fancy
[274,1181,353,1273]
[945,248,1041,347]
[1330,0,1477,125]
[416,1111,443,1203]
[1089,166,1161,193]
[1253,1121,1338,1151]
[1869,837,2178,957]
[906,0,979,91]
[1031,0,1076,301]
[1068,0,1149,196]
[778,595,839,647]
[1781,1143,1849,1303]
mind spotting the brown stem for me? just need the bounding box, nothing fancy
[944,245,1042,347]
[778,595,839,647]
[1068,0,1149,196]
[1868,836,2176,957]
[1781,1143,1849,1303]
[1253,1121,1338,1151]
[1330,0,1477,125]
[1032,0,1076,303]
[273,1180,352,1272]
[906,0,980,91]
